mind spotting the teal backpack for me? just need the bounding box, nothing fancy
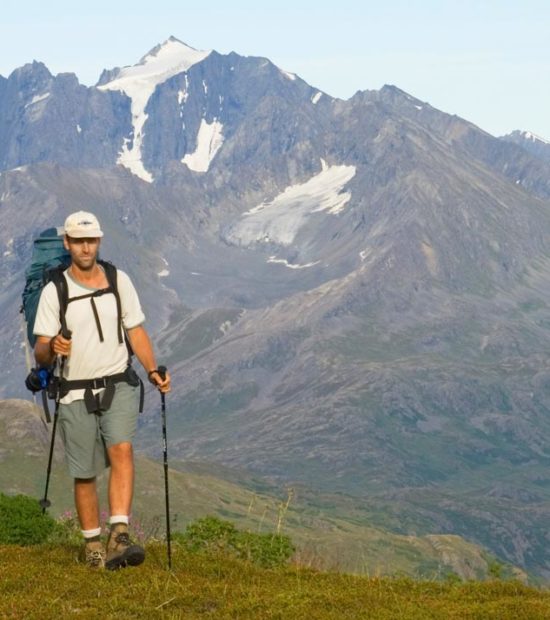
[21,228,71,348]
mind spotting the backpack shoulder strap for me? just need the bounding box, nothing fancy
[98,260,124,345]
[48,265,70,339]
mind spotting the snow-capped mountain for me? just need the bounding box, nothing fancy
[0,37,323,182]
[3,38,550,578]
[97,37,212,181]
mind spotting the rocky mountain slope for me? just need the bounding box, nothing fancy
[2,37,550,577]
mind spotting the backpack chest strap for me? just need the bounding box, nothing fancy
[66,287,123,344]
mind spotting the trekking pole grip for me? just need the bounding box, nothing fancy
[157,365,167,381]
[61,328,72,340]
[59,328,72,358]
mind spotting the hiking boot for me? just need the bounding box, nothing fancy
[84,540,106,569]
[105,523,145,570]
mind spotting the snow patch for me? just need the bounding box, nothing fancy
[76,124,82,133]
[226,159,356,247]
[3,238,13,257]
[414,105,423,110]
[99,38,211,183]
[182,119,224,172]
[25,92,50,108]
[281,69,296,81]
[267,256,320,269]
[220,320,232,335]
[521,131,550,145]
[312,92,322,104]
[157,257,170,276]
[178,89,188,105]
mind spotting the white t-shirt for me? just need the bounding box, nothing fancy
[33,267,145,404]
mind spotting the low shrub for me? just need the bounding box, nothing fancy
[173,515,295,568]
[0,493,61,545]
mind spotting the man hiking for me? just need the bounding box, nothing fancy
[33,211,171,570]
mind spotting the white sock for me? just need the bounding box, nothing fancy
[109,515,129,526]
[82,527,102,539]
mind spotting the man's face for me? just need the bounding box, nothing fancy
[64,236,100,271]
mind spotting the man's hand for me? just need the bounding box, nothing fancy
[50,333,72,357]
[149,369,171,393]
[35,333,71,367]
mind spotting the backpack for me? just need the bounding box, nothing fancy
[21,227,71,348]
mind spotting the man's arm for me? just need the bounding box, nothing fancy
[34,334,72,367]
[34,281,70,366]
[126,325,171,392]
[35,336,56,367]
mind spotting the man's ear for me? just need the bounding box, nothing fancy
[63,235,70,251]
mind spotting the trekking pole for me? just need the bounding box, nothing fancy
[40,330,71,514]
[157,365,172,569]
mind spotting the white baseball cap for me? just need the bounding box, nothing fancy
[64,211,104,238]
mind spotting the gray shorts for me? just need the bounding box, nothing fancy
[58,382,139,479]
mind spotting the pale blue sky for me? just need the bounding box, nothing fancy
[1,0,549,140]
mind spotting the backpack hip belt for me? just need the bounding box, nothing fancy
[55,366,144,415]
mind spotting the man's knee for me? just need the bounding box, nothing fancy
[107,441,134,462]
[75,476,97,485]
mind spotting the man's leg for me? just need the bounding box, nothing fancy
[105,441,144,570]
[107,442,134,516]
[74,477,105,568]
[75,476,100,529]
[101,384,144,570]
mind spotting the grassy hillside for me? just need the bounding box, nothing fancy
[1,544,549,619]
[0,399,525,581]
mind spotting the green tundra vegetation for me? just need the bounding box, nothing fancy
[3,542,550,619]
[2,494,550,619]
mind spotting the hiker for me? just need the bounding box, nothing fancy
[33,211,171,570]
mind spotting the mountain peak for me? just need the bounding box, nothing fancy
[500,129,550,165]
[519,130,549,145]
[99,37,211,89]
[138,36,209,67]
[502,129,550,145]
[9,60,52,81]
